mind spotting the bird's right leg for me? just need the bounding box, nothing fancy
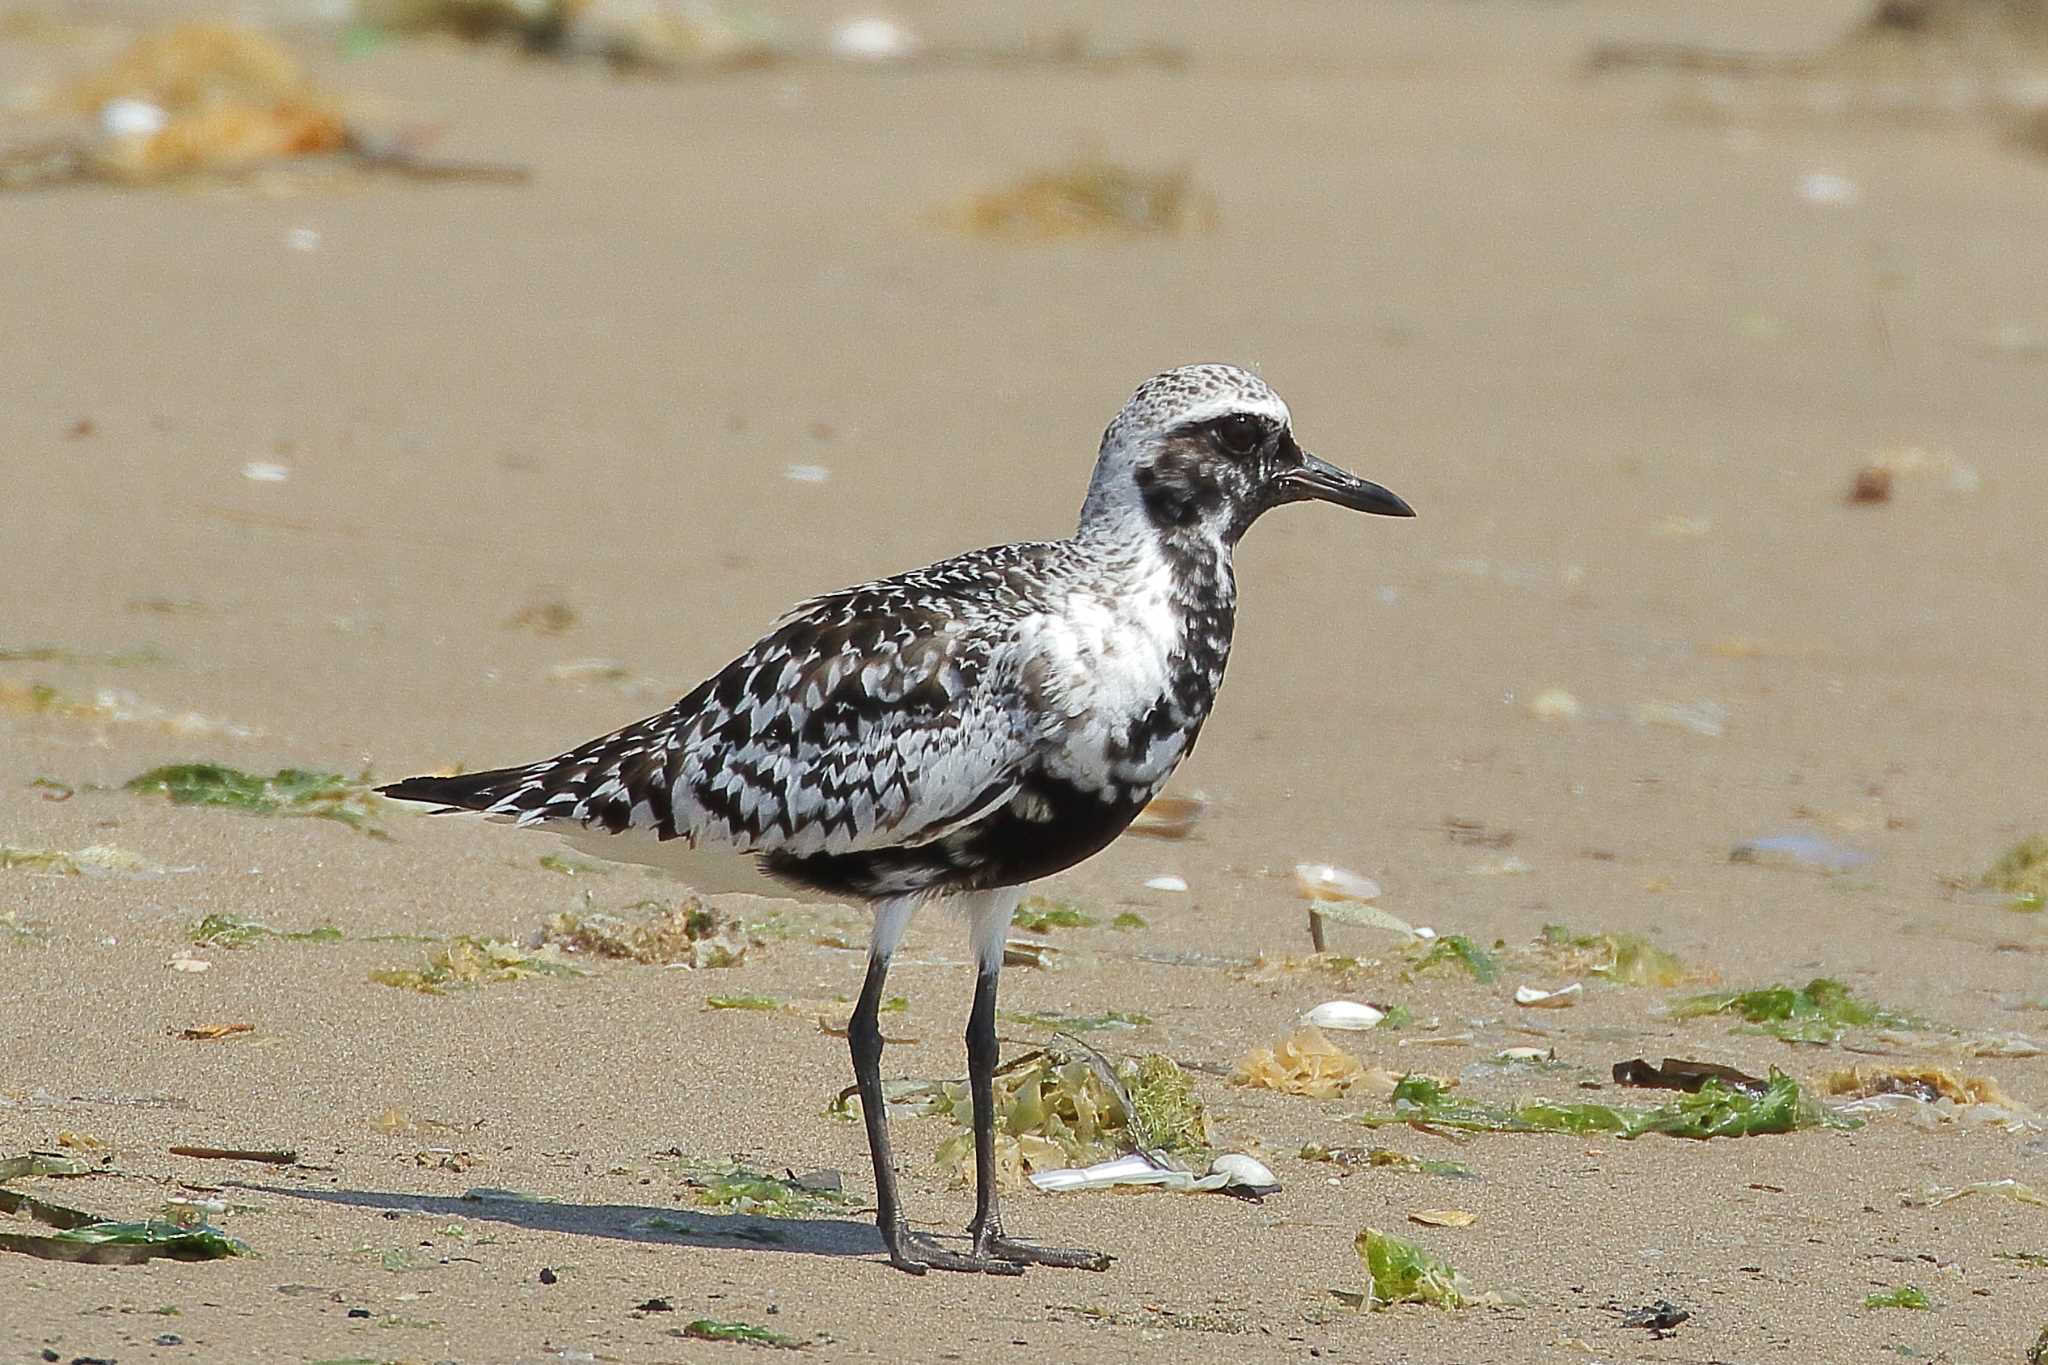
[849,897,1015,1275]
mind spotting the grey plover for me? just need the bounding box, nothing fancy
[379,364,1414,1275]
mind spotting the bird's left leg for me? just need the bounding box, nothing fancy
[962,887,1113,1272]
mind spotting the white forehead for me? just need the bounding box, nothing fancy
[1102,364,1292,448]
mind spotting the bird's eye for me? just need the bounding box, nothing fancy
[1212,413,1267,457]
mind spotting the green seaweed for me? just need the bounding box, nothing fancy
[537,852,611,876]
[1539,923,1693,987]
[1864,1285,1932,1309]
[125,763,385,835]
[681,1318,799,1347]
[1129,1054,1207,1153]
[0,1155,247,1264]
[1013,897,1097,932]
[1299,1145,1475,1179]
[1355,1227,1469,1309]
[674,1162,852,1217]
[706,994,781,1011]
[1994,1250,2048,1268]
[1001,1008,1151,1032]
[1356,1069,1841,1139]
[1413,934,1498,983]
[370,937,589,993]
[1984,836,2048,900]
[1670,977,1917,1043]
[192,914,343,948]
[0,643,168,666]
[1110,912,1149,931]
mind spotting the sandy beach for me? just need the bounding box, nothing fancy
[4,1,2048,1360]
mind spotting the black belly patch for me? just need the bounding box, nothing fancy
[762,775,1144,899]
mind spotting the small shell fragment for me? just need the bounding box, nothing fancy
[1527,688,1582,720]
[1296,863,1381,902]
[1144,874,1188,893]
[1129,794,1207,839]
[1303,1000,1386,1031]
[1514,983,1582,1009]
[1408,1208,1477,1228]
[168,955,210,973]
[1207,1152,1279,1192]
[1496,1046,1554,1063]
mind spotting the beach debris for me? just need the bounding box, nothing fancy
[1408,1208,1476,1228]
[0,911,50,945]
[1233,1028,1369,1100]
[1,1153,247,1264]
[2,22,525,191]
[1863,1285,1932,1309]
[1296,862,1419,953]
[1302,1000,1387,1031]
[706,993,779,1011]
[1129,793,1206,839]
[1731,831,1875,873]
[1984,834,2048,909]
[172,1023,255,1042]
[1513,983,1582,1009]
[1415,935,1499,984]
[1903,1178,2044,1208]
[168,955,211,973]
[1995,1250,2048,1267]
[371,936,589,993]
[1301,1145,1477,1179]
[192,914,342,948]
[125,763,386,835]
[0,844,170,879]
[506,597,577,635]
[541,898,747,967]
[1526,687,1582,720]
[1,682,259,739]
[1012,896,1095,932]
[1669,977,1917,1044]
[668,1160,854,1217]
[940,153,1212,240]
[681,1318,800,1348]
[1614,1058,1770,1096]
[1003,1008,1149,1033]
[1848,464,1895,504]
[1143,874,1188,893]
[537,852,612,876]
[1357,1069,1839,1139]
[168,1145,294,1164]
[830,15,918,62]
[1539,924,1699,987]
[2030,1323,2048,1365]
[1629,699,1727,737]
[1030,1150,1277,1196]
[1003,939,1059,969]
[1619,1300,1691,1332]
[1110,912,1148,931]
[1353,1227,1472,1309]
[364,0,788,73]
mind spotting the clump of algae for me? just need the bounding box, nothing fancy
[125,763,385,834]
[1413,934,1499,983]
[1984,835,2048,908]
[1356,1070,1842,1140]
[1233,1027,1368,1100]
[1669,977,1918,1044]
[939,153,1213,240]
[1012,896,1096,932]
[541,898,748,967]
[1539,923,1699,987]
[1354,1227,1470,1309]
[370,937,588,994]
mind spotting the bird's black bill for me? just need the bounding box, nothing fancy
[1275,453,1415,517]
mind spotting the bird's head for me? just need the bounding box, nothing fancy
[1080,364,1413,547]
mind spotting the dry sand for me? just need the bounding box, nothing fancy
[4,0,2048,1360]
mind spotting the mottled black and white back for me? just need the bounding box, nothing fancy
[379,363,1414,1276]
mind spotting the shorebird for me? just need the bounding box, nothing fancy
[379,364,1413,1275]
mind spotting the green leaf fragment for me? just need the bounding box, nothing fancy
[1110,912,1149,931]
[370,937,589,993]
[1361,1069,1844,1139]
[1984,836,2048,899]
[682,1318,799,1347]
[676,1162,853,1217]
[1414,934,1498,983]
[1670,977,1917,1043]
[192,914,343,948]
[706,994,781,1011]
[1012,897,1097,932]
[1864,1285,1932,1309]
[125,763,385,834]
[1355,1227,1469,1309]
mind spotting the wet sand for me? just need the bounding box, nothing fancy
[4,1,2048,1361]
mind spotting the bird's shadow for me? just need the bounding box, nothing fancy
[233,1181,884,1260]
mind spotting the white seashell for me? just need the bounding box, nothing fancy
[169,955,210,973]
[241,461,290,483]
[100,97,167,139]
[1295,863,1381,902]
[829,16,917,61]
[1302,1000,1386,1031]
[1143,874,1187,893]
[1527,688,1581,720]
[1513,983,1582,1008]
[783,463,831,483]
[1495,1046,1553,1062]
[1207,1152,1278,1189]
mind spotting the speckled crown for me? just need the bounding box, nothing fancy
[1100,364,1292,451]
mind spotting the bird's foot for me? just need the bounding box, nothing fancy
[885,1228,1027,1276]
[973,1229,1114,1272]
